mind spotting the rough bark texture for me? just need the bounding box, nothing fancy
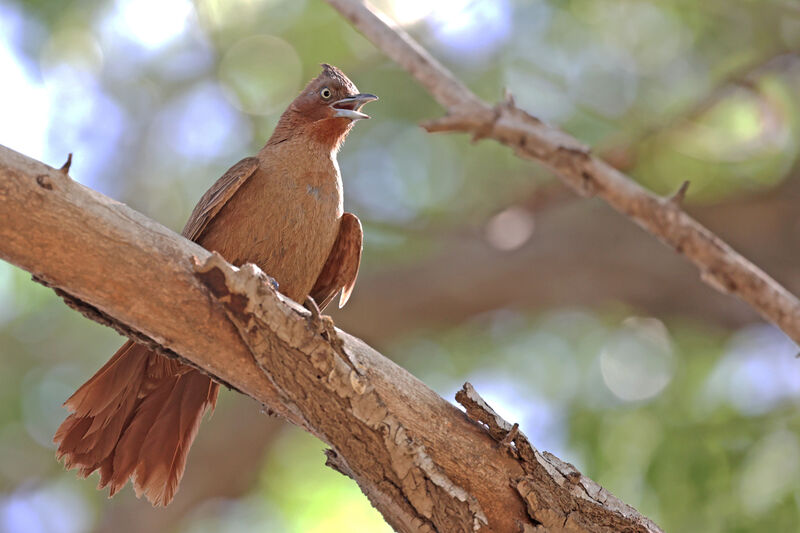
[0,145,662,530]
[323,0,800,348]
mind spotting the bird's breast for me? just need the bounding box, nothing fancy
[199,156,343,302]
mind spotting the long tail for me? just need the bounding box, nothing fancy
[54,340,219,506]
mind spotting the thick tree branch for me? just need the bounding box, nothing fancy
[325,0,800,347]
[0,146,662,530]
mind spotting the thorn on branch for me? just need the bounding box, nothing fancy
[668,180,690,207]
[421,102,507,142]
[470,92,519,144]
[457,383,539,468]
[60,153,72,174]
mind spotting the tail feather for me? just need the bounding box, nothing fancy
[108,376,181,494]
[63,341,148,417]
[55,342,148,461]
[115,371,218,505]
[54,340,219,506]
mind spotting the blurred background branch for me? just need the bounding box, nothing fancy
[2,0,800,532]
[326,0,800,346]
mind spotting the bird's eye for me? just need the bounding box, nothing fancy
[320,87,332,100]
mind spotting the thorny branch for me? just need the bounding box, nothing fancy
[325,0,800,347]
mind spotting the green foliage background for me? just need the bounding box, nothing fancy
[1,0,800,531]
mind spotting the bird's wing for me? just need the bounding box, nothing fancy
[181,157,260,241]
[310,213,363,310]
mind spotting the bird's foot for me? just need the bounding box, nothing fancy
[303,296,362,376]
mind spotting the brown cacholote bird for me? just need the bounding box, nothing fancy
[53,64,376,506]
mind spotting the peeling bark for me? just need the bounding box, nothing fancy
[196,254,489,532]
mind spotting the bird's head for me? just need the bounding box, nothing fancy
[269,64,378,150]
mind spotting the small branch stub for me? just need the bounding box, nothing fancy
[36,175,54,190]
[499,423,519,449]
[456,383,663,533]
[60,153,72,174]
[668,180,690,206]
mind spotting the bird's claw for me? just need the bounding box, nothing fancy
[304,296,325,334]
[304,295,321,318]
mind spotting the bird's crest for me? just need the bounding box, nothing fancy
[318,63,358,94]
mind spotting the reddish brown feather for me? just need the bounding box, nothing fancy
[111,369,218,505]
[55,342,148,462]
[181,157,259,242]
[53,341,218,506]
[310,212,363,310]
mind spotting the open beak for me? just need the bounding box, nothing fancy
[331,93,379,120]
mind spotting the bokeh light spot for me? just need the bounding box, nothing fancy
[344,121,461,223]
[1,481,91,533]
[570,48,638,118]
[43,74,126,189]
[706,324,800,415]
[0,8,50,162]
[428,0,512,62]
[738,429,800,516]
[40,28,104,76]
[152,82,253,162]
[104,0,194,50]
[485,207,534,251]
[218,35,302,116]
[600,317,674,402]
[383,0,512,62]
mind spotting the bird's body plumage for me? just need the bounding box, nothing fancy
[200,137,344,302]
[54,64,374,506]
